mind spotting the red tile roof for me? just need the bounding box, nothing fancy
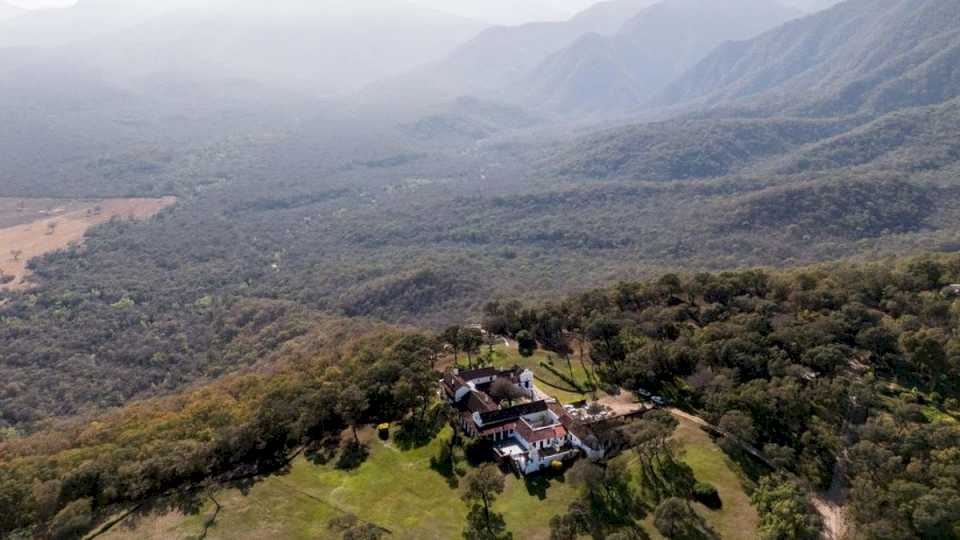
[480,422,517,438]
[516,420,567,444]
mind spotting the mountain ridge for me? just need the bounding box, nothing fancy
[658,0,960,117]
[517,0,803,112]
[366,0,657,103]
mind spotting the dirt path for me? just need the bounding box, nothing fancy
[811,494,846,540]
[595,390,650,417]
[668,408,847,540]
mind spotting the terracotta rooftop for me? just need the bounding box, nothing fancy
[480,422,517,438]
[517,420,567,444]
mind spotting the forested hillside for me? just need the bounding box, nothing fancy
[0,318,442,539]
[660,0,960,116]
[7,256,960,538]
[3,6,960,533]
[484,254,960,539]
[518,0,801,111]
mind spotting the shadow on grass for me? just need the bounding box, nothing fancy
[712,435,772,484]
[429,440,465,489]
[304,436,341,466]
[464,439,496,467]
[394,406,448,451]
[335,441,370,470]
[523,463,569,500]
[638,457,697,505]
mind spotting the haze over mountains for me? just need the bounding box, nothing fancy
[0,0,485,95]
[374,0,660,102]
[517,0,802,111]
[5,1,960,538]
[3,0,960,426]
[661,0,960,116]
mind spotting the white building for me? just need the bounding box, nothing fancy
[440,367,605,474]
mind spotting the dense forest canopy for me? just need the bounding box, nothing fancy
[3,0,960,437]
[485,254,960,539]
[6,256,960,538]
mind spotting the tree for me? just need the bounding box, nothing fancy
[900,329,948,381]
[627,409,679,474]
[460,328,484,367]
[717,410,757,452]
[343,523,385,540]
[588,318,625,369]
[516,330,536,358]
[653,498,693,538]
[560,459,639,536]
[489,378,526,406]
[443,326,462,364]
[336,385,368,445]
[751,474,820,540]
[49,498,93,540]
[462,464,510,540]
[9,249,22,262]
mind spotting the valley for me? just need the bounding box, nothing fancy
[2,0,960,538]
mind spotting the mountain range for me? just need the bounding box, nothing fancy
[660,0,960,116]
[516,0,802,112]
[0,0,486,95]
[6,1,960,538]
[374,0,659,102]
[560,0,960,178]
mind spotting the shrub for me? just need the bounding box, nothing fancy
[50,498,92,540]
[693,482,722,509]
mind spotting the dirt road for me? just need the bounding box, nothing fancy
[668,408,847,539]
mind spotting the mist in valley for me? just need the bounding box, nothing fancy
[6,1,960,539]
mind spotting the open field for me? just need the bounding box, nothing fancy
[97,426,579,540]
[639,415,761,540]
[96,415,757,539]
[0,196,175,290]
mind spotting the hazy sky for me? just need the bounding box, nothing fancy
[8,0,602,24]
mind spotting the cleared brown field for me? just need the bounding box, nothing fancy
[0,197,176,290]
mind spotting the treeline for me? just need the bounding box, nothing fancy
[0,320,442,539]
[485,254,960,539]
[6,101,960,437]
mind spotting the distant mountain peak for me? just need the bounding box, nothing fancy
[515,0,801,113]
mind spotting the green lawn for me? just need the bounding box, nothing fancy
[99,427,579,540]
[480,345,604,404]
[638,416,760,540]
[98,410,756,540]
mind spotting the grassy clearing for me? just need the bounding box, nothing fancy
[0,196,175,290]
[99,412,756,540]
[484,345,604,404]
[635,416,760,540]
[100,427,578,540]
